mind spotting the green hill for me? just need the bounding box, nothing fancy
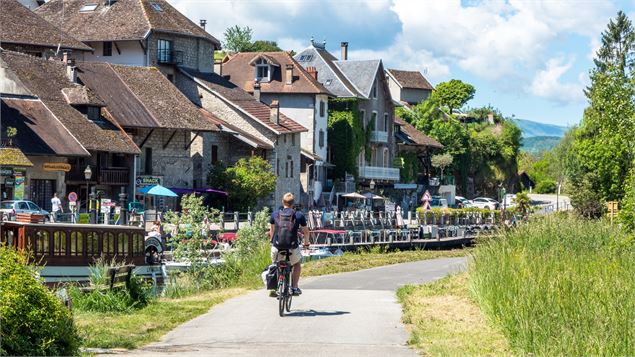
[522,136,561,153]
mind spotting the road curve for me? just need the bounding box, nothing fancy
[113,257,467,357]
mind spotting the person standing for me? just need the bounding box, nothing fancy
[269,193,310,296]
[51,192,63,223]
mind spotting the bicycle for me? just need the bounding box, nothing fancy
[276,249,293,316]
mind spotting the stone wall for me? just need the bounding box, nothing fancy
[148,32,214,74]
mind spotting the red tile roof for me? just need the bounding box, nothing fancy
[387,69,434,90]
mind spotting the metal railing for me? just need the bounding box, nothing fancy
[359,166,400,181]
[370,130,388,143]
[157,50,183,64]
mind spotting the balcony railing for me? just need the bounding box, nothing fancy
[370,130,389,143]
[359,166,400,181]
[66,167,129,185]
[157,49,183,65]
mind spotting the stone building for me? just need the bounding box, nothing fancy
[221,52,333,207]
[294,41,400,190]
[0,50,140,210]
[35,0,220,77]
[0,0,91,59]
[386,69,434,107]
[176,69,307,208]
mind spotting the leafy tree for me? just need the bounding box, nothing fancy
[431,153,453,179]
[223,25,253,52]
[208,156,276,211]
[250,40,282,52]
[432,79,475,113]
[513,191,531,217]
[569,173,606,219]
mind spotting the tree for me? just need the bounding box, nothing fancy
[250,40,282,52]
[431,153,453,179]
[208,156,276,211]
[223,25,253,53]
[432,79,475,114]
[593,11,635,75]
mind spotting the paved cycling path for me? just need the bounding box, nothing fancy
[117,257,467,357]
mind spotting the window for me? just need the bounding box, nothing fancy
[298,54,313,62]
[144,147,152,174]
[255,58,270,82]
[360,110,366,128]
[284,134,287,143]
[372,82,377,99]
[167,74,174,82]
[285,162,289,178]
[291,133,295,146]
[85,106,101,122]
[103,41,112,56]
[27,202,39,211]
[319,130,325,148]
[290,161,294,178]
[157,39,172,63]
[211,145,218,164]
[325,79,332,86]
[150,2,162,11]
[79,3,98,12]
[383,148,389,167]
[384,113,389,132]
[17,202,28,210]
[371,112,378,130]
[319,101,325,117]
[277,159,280,176]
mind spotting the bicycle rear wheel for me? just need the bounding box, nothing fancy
[278,276,285,317]
[285,268,292,312]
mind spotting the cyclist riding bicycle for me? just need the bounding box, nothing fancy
[269,192,310,297]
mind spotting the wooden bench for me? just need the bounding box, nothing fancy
[16,213,46,223]
[80,265,135,292]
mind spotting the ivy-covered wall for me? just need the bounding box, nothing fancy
[397,151,421,183]
[328,98,371,179]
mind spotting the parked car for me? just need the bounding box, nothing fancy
[471,197,500,210]
[429,196,449,209]
[0,200,49,220]
[454,196,473,208]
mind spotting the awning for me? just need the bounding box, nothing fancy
[168,187,228,196]
[341,192,366,199]
[301,148,323,162]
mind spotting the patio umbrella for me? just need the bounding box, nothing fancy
[138,184,178,197]
[363,192,384,200]
[342,192,366,199]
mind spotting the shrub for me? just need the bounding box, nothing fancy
[0,247,80,356]
[534,178,557,193]
[470,216,635,355]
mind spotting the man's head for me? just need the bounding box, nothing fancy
[53,192,58,197]
[282,192,294,208]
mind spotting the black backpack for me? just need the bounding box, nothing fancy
[273,209,297,249]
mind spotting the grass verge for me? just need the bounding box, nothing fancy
[302,247,470,277]
[398,272,510,356]
[74,288,245,349]
[470,216,635,355]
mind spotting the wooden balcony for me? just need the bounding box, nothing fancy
[66,167,129,185]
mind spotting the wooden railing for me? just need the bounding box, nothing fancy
[0,222,145,266]
[66,167,129,185]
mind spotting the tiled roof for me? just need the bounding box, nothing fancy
[1,98,89,156]
[223,52,331,95]
[35,0,220,47]
[333,59,381,98]
[77,62,219,131]
[395,116,443,149]
[61,86,106,106]
[294,46,361,98]
[198,109,272,149]
[0,50,140,154]
[0,0,91,51]
[387,69,434,90]
[180,68,307,134]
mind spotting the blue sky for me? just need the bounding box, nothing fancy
[173,0,634,127]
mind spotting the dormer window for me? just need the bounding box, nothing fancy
[255,58,270,82]
[79,3,98,12]
[150,2,162,11]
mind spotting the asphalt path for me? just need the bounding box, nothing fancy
[112,257,467,357]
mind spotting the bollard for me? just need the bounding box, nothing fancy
[89,187,97,224]
[118,186,128,225]
[220,211,225,230]
[247,211,253,226]
[234,212,239,230]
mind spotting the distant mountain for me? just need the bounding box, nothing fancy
[512,119,567,138]
[522,136,562,154]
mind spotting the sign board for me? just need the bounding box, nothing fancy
[14,173,24,200]
[68,192,78,202]
[0,167,13,176]
[4,178,14,186]
[100,199,114,213]
[422,190,432,201]
[136,175,163,188]
[43,163,71,172]
[385,202,396,213]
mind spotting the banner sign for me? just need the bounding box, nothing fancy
[14,173,25,200]
[136,175,163,188]
[43,163,71,172]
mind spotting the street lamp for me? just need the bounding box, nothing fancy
[369,179,376,191]
[84,165,92,217]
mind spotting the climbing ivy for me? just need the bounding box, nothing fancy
[328,98,370,178]
[396,151,420,183]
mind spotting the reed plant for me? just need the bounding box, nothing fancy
[469,215,635,356]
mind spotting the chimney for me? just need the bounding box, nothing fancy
[199,19,207,29]
[66,58,78,83]
[285,64,293,85]
[341,42,348,60]
[253,81,261,102]
[63,51,69,65]
[270,100,280,125]
[306,66,318,80]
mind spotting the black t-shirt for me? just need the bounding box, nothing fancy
[270,208,307,241]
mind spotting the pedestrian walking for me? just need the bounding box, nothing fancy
[51,192,63,223]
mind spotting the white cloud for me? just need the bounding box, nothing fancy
[527,57,586,104]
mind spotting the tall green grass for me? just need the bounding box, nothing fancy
[470,216,635,356]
